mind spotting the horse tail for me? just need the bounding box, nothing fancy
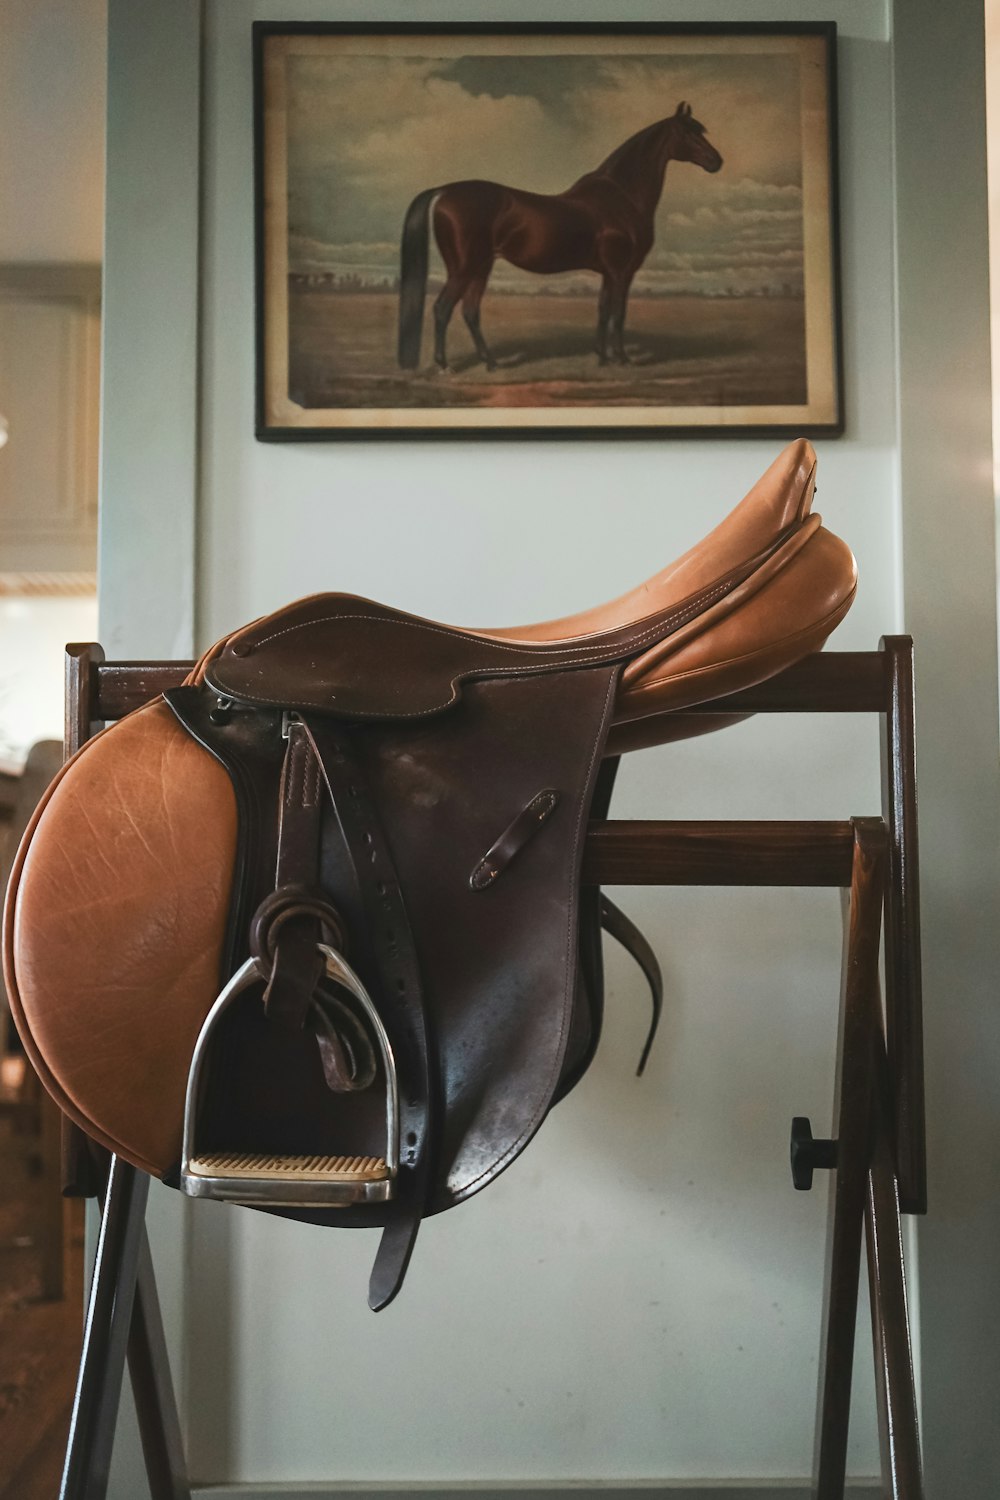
[397,187,439,369]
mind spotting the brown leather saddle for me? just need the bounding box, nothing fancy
[2,440,856,1309]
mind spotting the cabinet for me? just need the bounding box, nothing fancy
[0,264,100,583]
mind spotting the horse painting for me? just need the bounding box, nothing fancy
[397,102,722,373]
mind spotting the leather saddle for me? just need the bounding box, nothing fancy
[2,439,856,1309]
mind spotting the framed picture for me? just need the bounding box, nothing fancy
[254,22,842,440]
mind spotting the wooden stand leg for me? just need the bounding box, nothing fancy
[38,1090,66,1300]
[865,1049,923,1497]
[61,1156,149,1500]
[60,1155,192,1500]
[129,1231,192,1500]
[813,820,885,1500]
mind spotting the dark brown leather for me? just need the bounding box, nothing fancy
[469,788,560,891]
[257,721,329,1031]
[599,894,663,1076]
[2,439,859,1307]
[204,544,785,722]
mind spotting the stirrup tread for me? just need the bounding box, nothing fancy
[187,1150,388,1181]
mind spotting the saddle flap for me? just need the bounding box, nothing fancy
[205,597,503,721]
[204,595,664,723]
[204,531,808,725]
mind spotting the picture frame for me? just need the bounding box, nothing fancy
[254,22,842,440]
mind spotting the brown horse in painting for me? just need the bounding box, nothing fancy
[397,102,722,373]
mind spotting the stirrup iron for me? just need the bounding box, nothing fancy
[180,944,399,1207]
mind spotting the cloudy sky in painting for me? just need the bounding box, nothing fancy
[284,49,805,297]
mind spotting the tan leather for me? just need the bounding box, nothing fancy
[487,437,855,722]
[607,546,855,755]
[2,700,237,1174]
[619,525,856,712]
[488,437,818,644]
[193,439,851,731]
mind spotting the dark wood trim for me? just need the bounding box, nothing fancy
[878,637,925,1214]
[866,1040,923,1493]
[583,820,855,888]
[84,650,887,724]
[60,1160,149,1500]
[64,644,106,760]
[813,820,886,1498]
[129,1233,192,1500]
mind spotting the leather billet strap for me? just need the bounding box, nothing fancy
[250,715,434,1309]
[599,895,663,1076]
[302,716,434,1311]
[252,721,331,1031]
[248,720,368,1095]
[164,686,434,1309]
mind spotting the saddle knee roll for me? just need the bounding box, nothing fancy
[609,523,857,751]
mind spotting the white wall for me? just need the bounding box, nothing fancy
[96,0,1000,1495]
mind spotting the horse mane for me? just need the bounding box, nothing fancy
[594,118,672,178]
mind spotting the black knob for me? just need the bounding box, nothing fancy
[209,696,232,725]
[790,1116,838,1191]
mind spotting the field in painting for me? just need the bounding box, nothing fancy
[287,287,807,414]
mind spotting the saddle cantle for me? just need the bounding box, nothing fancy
[2,439,856,1308]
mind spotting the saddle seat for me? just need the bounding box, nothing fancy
[2,439,857,1308]
[189,438,852,736]
[493,435,851,732]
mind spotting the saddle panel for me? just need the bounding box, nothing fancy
[616,523,857,721]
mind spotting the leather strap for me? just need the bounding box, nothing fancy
[599,895,663,1075]
[257,722,326,1030]
[368,1216,421,1313]
[304,717,434,1311]
[469,789,560,890]
[252,723,385,1095]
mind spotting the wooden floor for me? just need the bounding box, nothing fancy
[0,1110,85,1499]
